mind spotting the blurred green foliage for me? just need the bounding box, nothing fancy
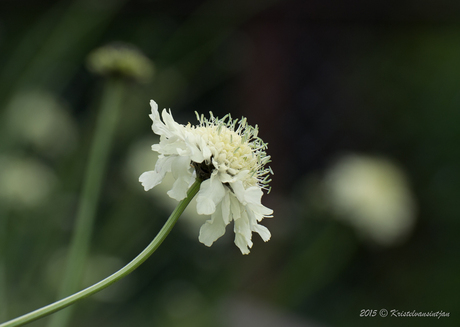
[1,1,459,327]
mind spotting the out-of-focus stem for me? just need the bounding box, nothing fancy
[0,210,8,322]
[47,77,125,327]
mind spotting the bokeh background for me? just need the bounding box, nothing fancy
[1,0,459,326]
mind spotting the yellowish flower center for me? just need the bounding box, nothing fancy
[189,111,272,192]
[188,125,258,185]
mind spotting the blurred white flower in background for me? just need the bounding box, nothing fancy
[324,154,416,246]
[5,89,78,157]
[0,155,56,208]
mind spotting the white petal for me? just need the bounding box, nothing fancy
[139,171,157,191]
[168,179,191,200]
[231,180,246,204]
[246,206,271,242]
[221,191,231,225]
[219,172,234,183]
[198,205,226,246]
[151,144,161,152]
[196,174,226,215]
[229,193,242,220]
[199,138,212,161]
[235,211,252,241]
[233,211,253,254]
[184,133,205,163]
[138,155,174,191]
[154,135,187,156]
[244,186,264,205]
[162,109,183,136]
[170,156,191,179]
[246,187,273,218]
[149,100,171,137]
[167,156,193,200]
[252,224,271,242]
[234,234,250,255]
[247,202,273,219]
[232,183,273,218]
[235,170,250,181]
[150,99,158,111]
[219,170,248,184]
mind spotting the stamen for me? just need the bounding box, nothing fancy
[192,111,273,190]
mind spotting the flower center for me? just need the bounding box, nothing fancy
[188,112,272,192]
[193,126,258,182]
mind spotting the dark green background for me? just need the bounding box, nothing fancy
[0,0,458,326]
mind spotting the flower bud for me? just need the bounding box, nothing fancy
[87,43,154,83]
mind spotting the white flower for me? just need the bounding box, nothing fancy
[5,89,78,157]
[139,100,273,254]
[0,155,57,208]
[324,154,416,246]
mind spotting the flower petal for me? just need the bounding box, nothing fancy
[233,211,253,254]
[139,155,174,191]
[199,137,212,162]
[161,109,183,136]
[184,133,205,163]
[252,224,271,242]
[229,192,241,220]
[199,204,227,246]
[247,203,273,219]
[244,186,264,205]
[231,180,247,204]
[232,183,273,218]
[221,191,231,225]
[154,137,187,156]
[167,156,194,200]
[139,171,157,191]
[196,173,226,215]
[234,234,250,255]
[149,100,171,137]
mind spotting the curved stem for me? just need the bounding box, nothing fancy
[0,179,201,327]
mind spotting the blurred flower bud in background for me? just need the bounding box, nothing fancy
[87,43,154,83]
[324,154,416,246]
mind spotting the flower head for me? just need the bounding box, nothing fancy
[140,100,273,254]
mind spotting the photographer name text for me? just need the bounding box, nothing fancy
[360,309,450,319]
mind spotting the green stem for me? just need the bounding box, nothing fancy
[47,77,125,327]
[0,179,202,327]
